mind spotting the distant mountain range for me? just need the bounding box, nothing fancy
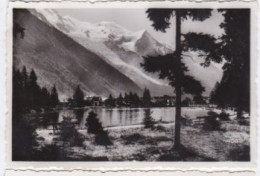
[13,9,143,100]
[13,9,223,100]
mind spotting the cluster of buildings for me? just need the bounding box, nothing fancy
[151,95,176,107]
[84,95,177,107]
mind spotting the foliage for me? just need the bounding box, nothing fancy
[104,91,147,108]
[132,93,141,107]
[182,97,192,107]
[212,10,250,116]
[95,130,113,146]
[86,111,103,134]
[116,93,124,107]
[13,66,60,112]
[73,85,85,107]
[60,116,76,140]
[50,86,59,107]
[182,75,205,95]
[104,94,116,107]
[219,111,230,121]
[144,9,213,149]
[60,116,84,146]
[86,111,113,146]
[13,66,60,160]
[73,109,85,122]
[158,144,199,161]
[142,53,205,96]
[207,111,219,118]
[154,125,166,132]
[182,32,222,67]
[142,88,152,107]
[73,133,85,147]
[209,82,220,104]
[238,119,250,126]
[121,133,146,145]
[12,113,38,160]
[203,116,220,131]
[143,109,156,129]
[104,91,142,108]
[146,9,212,32]
[123,93,129,105]
[32,144,67,161]
[227,145,250,161]
[193,95,206,105]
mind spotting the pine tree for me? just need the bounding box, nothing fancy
[143,9,217,149]
[13,67,23,112]
[209,81,219,104]
[40,87,51,108]
[85,111,112,146]
[124,93,129,106]
[216,9,250,118]
[105,94,115,107]
[182,97,191,107]
[128,91,134,105]
[29,69,41,108]
[21,66,29,110]
[117,93,124,107]
[142,88,151,107]
[21,66,28,88]
[86,111,103,134]
[143,109,156,129]
[12,67,37,160]
[133,93,140,107]
[74,109,84,122]
[193,95,205,105]
[73,85,85,107]
[29,69,37,85]
[50,85,59,107]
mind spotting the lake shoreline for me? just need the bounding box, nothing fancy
[27,107,238,129]
[35,116,250,161]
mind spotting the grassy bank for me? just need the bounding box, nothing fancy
[35,116,249,161]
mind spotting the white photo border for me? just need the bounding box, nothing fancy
[6,1,258,171]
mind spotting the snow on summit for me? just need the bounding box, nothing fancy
[29,9,173,95]
[29,9,172,55]
[29,9,222,96]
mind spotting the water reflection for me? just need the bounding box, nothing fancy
[73,109,84,122]
[119,109,123,124]
[36,107,210,129]
[40,111,59,129]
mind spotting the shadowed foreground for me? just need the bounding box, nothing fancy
[33,120,249,161]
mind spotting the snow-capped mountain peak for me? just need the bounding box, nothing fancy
[30,9,172,56]
[28,9,222,96]
[28,9,174,96]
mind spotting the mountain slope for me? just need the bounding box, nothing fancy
[13,9,142,100]
[29,9,223,96]
[29,9,175,96]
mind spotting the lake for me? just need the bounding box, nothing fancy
[36,107,212,129]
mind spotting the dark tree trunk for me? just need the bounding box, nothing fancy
[174,10,182,149]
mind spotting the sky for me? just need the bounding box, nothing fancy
[56,9,224,48]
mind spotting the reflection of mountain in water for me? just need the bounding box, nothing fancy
[37,107,212,129]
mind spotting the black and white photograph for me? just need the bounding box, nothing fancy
[12,7,251,162]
